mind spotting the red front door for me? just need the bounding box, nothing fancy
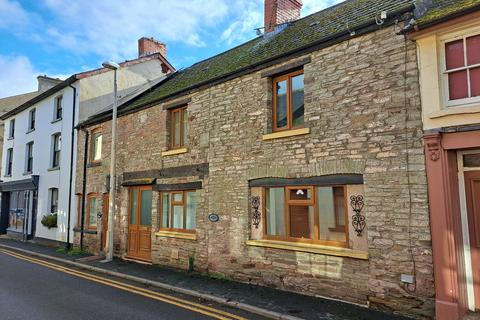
[127,187,152,262]
[465,171,480,309]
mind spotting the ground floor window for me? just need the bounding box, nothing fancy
[8,191,26,232]
[160,190,197,232]
[264,185,348,247]
[87,193,98,229]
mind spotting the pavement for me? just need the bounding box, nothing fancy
[0,238,410,320]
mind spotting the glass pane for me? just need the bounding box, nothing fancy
[173,111,181,146]
[162,193,170,228]
[94,135,102,160]
[289,188,311,201]
[291,74,304,127]
[317,187,347,242]
[130,190,137,224]
[464,154,480,167]
[186,191,197,230]
[467,35,480,65]
[182,110,188,146]
[265,188,286,236]
[275,80,287,129]
[173,205,183,229]
[173,193,183,202]
[471,67,480,97]
[448,70,469,100]
[89,198,97,227]
[140,190,152,226]
[445,39,465,70]
[289,205,313,239]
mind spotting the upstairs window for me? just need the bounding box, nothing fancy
[160,190,197,232]
[91,131,103,162]
[54,95,63,120]
[444,33,480,106]
[169,106,188,149]
[28,109,36,131]
[49,188,59,214]
[51,133,61,168]
[5,148,13,176]
[272,70,304,131]
[25,142,34,173]
[8,119,15,139]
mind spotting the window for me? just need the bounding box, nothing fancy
[49,188,59,214]
[272,70,304,131]
[76,193,83,227]
[8,119,15,139]
[54,95,63,120]
[87,194,98,229]
[51,133,61,168]
[28,109,36,131]
[169,107,188,149]
[443,33,480,106]
[160,190,197,232]
[5,148,13,176]
[25,142,34,173]
[263,185,347,247]
[91,131,103,162]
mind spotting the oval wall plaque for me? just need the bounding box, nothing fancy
[208,213,219,222]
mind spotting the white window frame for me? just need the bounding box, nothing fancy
[51,133,61,168]
[8,119,15,139]
[49,188,59,214]
[54,95,63,121]
[28,109,36,131]
[25,141,34,173]
[439,25,480,108]
[5,148,13,176]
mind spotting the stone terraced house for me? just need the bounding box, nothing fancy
[72,0,480,319]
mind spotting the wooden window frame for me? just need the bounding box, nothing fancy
[169,106,187,150]
[25,141,34,173]
[90,129,103,163]
[159,190,196,234]
[272,69,304,132]
[54,95,63,120]
[262,185,349,248]
[86,193,98,230]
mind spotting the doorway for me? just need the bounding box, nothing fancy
[127,186,152,262]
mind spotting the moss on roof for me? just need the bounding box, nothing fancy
[123,0,414,112]
[416,0,480,25]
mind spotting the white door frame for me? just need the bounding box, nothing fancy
[457,149,480,311]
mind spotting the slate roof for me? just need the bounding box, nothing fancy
[0,91,41,116]
[121,0,415,113]
[415,0,480,26]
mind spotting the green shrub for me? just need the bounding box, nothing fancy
[67,247,86,256]
[41,213,57,229]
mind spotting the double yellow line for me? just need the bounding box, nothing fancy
[0,248,247,320]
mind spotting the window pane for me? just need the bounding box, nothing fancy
[94,134,102,161]
[182,110,188,146]
[448,70,469,100]
[471,67,480,97]
[291,74,304,127]
[89,198,97,227]
[162,193,170,228]
[275,80,287,129]
[317,187,347,242]
[265,188,286,236]
[130,190,137,225]
[463,154,480,167]
[467,35,480,65]
[445,39,465,70]
[186,191,196,230]
[173,193,183,202]
[173,205,183,229]
[289,188,311,201]
[173,111,181,146]
[140,190,152,226]
[289,205,314,239]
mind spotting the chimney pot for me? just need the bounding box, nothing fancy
[264,0,302,33]
[138,37,167,58]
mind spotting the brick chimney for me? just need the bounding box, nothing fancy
[264,0,302,33]
[138,37,166,58]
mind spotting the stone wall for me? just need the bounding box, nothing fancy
[74,24,434,319]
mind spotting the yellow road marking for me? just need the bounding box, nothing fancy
[0,249,247,320]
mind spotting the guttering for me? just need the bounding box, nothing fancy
[65,84,77,250]
[79,4,415,128]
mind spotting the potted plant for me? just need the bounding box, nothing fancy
[41,213,58,229]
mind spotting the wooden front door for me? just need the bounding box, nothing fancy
[102,193,109,251]
[127,187,152,262]
[465,171,480,309]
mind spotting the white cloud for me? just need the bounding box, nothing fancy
[0,0,31,30]
[0,55,39,98]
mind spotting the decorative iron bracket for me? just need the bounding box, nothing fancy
[350,195,366,236]
[251,196,261,229]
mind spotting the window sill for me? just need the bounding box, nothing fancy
[262,127,310,141]
[26,129,35,134]
[87,162,102,168]
[155,230,197,240]
[428,104,480,119]
[161,148,188,157]
[7,137,14,141]
[246,239,368,260]
[51,118,62,124]
[23,172,32,176]
[4,175,11,178]
[48,167,60,172]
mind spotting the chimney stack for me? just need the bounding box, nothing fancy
[37,75,62,92]
[138,37,167,58]
[264,0,302,33]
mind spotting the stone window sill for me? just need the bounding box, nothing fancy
[48,167,60,172]
[87,162,102,168]
[155,230,197,240]
[161,148,188,157]
[51,118,62,124]
[26,128,35,134]
[262,127,310,141]
[428,104,480,119]
[246,239,369,260]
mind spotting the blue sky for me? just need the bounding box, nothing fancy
[0,0,343,98]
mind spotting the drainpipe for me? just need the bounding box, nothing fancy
[80,127,89,250]
[66,84,77,250]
